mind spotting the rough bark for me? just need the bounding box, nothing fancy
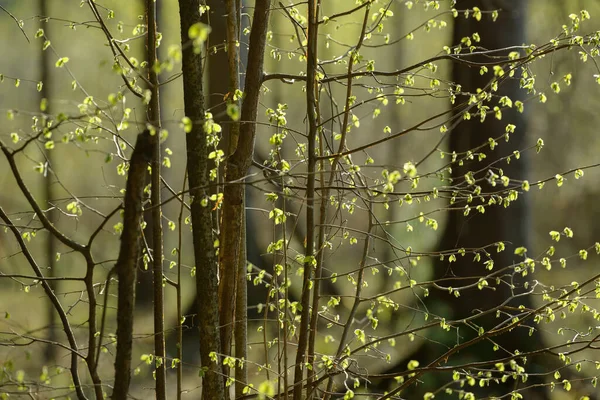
[178,3,248,378]
[234,201,248,398]
[178,1,225,398]
[218,0,270,395]
[112,131,152,399]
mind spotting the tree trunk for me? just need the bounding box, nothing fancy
[371,3,549,398]
[178,1,225,398]
[145,0,167,397]
[39,0,58,364]
[416,1,547,398]
[218,2,270,397]
[441,0,532,347]
[112,131,153,399]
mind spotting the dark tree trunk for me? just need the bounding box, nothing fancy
[424,2,548,397]
[112,131,153,399]
[178,0,232,364]
[441,1,531,316]
[136,0,167,310]
[39,0,59,364]
[371,2,550,398]
[178,1,225,398]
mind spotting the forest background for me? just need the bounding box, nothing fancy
[1,0,600,399]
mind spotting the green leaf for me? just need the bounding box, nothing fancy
[181,116,192,133]
[226,103,240,121]
[55,57,69,68]
[514,247,527,256]
[188,22,211,41]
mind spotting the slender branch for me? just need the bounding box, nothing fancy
[310,6,371,399]
[86,0,149,97]
[262,40,585,85]
[95,267,115,372]
[176,171,187,400]
[0,141,86,253]
[83,251,103,400]
[0,4,30,42]
[0,207,87,400]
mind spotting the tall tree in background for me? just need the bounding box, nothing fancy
[420,1,548,398]
[372,3,548,398]
[39,0,58,364]
[443,0,534,358]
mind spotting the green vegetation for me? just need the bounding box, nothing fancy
[1,1,600,399]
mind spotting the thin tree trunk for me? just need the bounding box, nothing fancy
[293,1,318,399]
[234,200,248,398]
[225,3,248,394]
[39,0,58,365]
[204,0,241,384]
[145,0,167,397]
[112,131,153,399]
[219,1,270,398]
[177,1,225,398]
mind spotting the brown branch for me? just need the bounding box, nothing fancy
[0,141,86,253]
[378,269,600,399]
[314,5,371,399]
[0,207,87,400]
[0,4,29,43]
[86,0,149,97]
[262,39,585,85]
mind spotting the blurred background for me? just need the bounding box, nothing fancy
[1,0,599,398]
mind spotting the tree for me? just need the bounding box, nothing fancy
[1,1,600,400]
[371,1,551,398]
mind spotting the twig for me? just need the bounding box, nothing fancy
[0,4,30,43]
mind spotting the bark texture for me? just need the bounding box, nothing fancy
[178,1,225,398]
[218,0,270,393]
[113,131,152,399]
